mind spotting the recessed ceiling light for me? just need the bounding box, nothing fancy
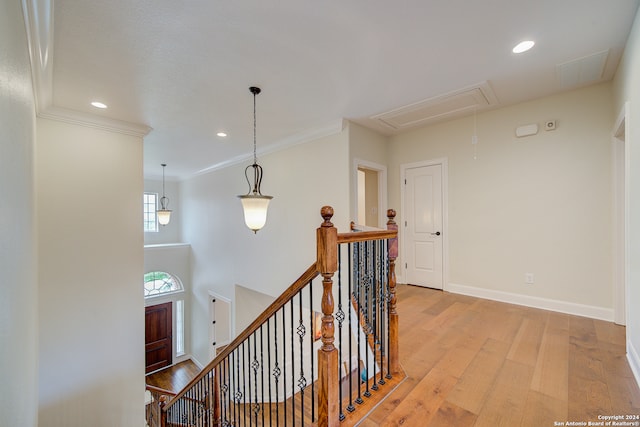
[216,132,228,138]
[513,40,535,54]
[91,101,108,109]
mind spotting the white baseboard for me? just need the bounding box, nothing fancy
[190,355,205,370]
[628,341,640,390]
[446,283,614,321]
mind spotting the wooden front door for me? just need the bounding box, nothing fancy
[145,302,172,374]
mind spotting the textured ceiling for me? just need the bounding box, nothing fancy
[26,0,640,179]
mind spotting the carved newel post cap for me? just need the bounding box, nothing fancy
[387,209,397,222]
[320,206,334,227]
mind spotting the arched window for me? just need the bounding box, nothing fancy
[144,271,184,297]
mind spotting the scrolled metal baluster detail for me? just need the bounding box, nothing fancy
[252,332,260,425]
[273,313,281,427]
[297,291,306,427]
[309,280,316,422]
[346,242,356,413]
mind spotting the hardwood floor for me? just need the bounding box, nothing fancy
[360,284,640,427]
[146,359,201,393]
[145,285,640,426]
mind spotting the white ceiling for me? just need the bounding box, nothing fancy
[25,0,640,179]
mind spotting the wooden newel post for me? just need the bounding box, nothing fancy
[316,206,340,427]
[159,395,168,427]
[387,209,401,375]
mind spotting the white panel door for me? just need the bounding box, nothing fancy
[405,164,443,289]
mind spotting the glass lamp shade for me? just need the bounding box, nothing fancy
[157,209,172,226]
[238,194,273,233]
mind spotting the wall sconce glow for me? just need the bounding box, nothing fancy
[216,132,228,138]
[91,101,108,109]
[238,86,273,233]
[512,40,535,54]
[157,163,172,226]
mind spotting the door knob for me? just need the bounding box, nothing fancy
[431,231,441,236]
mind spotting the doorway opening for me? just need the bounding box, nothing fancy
[209,292,232,361]
[612,102,628,326]
[354,159,387,229]
[400,158,448,290]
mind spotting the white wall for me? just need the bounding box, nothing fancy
[389,83,614,315]
[37,118,145,426]
[182,129,350,364]
[0,1,38,425]
[348,122,389,222]
[144,244,191,283]
[144,178,181,245]
[613,7,640,385]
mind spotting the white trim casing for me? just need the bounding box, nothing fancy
[209,291,232,361]
[353,158,388,228]
[447,283,614,322]
[612,102,629,326]
[21,0,152,137]
[628,341,640,390]
[399,158,449,290]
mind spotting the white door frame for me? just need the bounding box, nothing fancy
[612,102,629,326]
[400,158,449,289]
[353,158,388,228]
[208,291,232,360]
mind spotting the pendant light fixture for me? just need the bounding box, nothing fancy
[157,163,172,226]
[238,86,273,233]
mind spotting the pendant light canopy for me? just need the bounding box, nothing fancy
[238,86,273,233]
[157,163,172,226]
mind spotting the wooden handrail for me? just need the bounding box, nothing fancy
[337,229,397,244]
[162,206,400,427]
[145,384,177,397]
[164,262,320,409]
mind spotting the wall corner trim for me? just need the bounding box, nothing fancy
[628,341,640,390]
[447,283,614,322]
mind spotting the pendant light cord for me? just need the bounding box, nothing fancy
[162,164,166,197]
[253,90,257,165]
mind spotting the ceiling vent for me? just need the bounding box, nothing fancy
[371,81,498,130]
[556,49,609,89]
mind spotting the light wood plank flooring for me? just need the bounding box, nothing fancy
[145,285,640,426]
[361,284,640,427]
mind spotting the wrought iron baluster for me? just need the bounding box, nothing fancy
[355,242,364,405]
[282,306,287,427]
[346,242,355,413]
[274,311,281,427]
[260,324,265,427]
[363,241,371,398]
[252,331,259,426]
[242,341,247,426]
[371,240,379,392]
[309,279,316,422]
[385,238,393,380]
[297,291,306,427]
[336,244,346,420]
[223,358,230,427]
[233,349,239,427]
[267,318,273,427]
[290,299,295,427]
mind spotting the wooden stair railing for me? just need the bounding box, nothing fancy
[152,206,399,427]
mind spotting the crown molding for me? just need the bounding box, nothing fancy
[21,0,151,138]
[190,118,345,179]
[21,0,53,113]
[39,106,152,137]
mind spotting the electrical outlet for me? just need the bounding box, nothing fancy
[525,273,534,284]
